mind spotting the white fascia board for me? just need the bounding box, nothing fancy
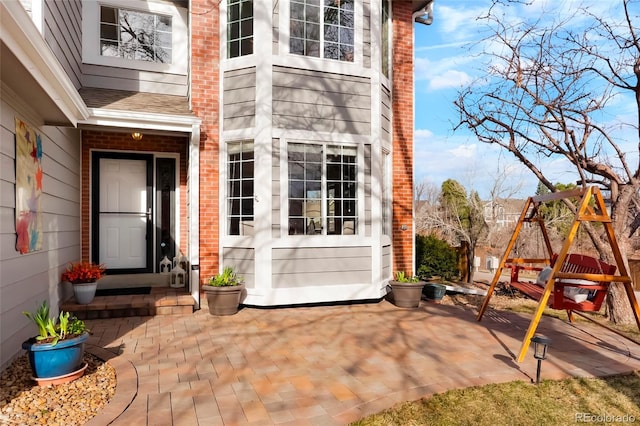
[1,1,89,125]
[81,108,201,133]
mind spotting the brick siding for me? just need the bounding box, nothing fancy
[391,2,415,274]
[191,4,221,282]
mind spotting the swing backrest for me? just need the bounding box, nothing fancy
[552,254,617,311]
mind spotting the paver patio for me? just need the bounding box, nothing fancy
[85,299,640,425]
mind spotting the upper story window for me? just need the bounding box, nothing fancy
[381,0,390,77]
[82,1,188,75]
[290,0,354,62]
[227,0,253,58]
[100,6,172,63]
[288,143,358,235]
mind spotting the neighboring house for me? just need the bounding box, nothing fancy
[0,0,434,369]
[483,199,525,229]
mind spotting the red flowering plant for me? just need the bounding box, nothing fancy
[61,261,106,284]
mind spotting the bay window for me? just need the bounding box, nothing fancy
[227,141,254,235]
[288,143,358,235]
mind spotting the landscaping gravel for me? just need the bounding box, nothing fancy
[0,353,115,425]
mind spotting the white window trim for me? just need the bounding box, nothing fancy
[82,0,188,75]
[282,139,362,237]
[279,0,363,75]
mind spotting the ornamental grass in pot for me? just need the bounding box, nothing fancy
[389,271,426,308]
[203,266,245,316]
[61,261,106,305]
[22,301,90,385]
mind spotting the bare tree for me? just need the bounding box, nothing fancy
[455,0,640,323]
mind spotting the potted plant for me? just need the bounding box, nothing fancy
[203,266,245,315]
[61,261,106,304]
[21,301,90,386]
[422,282,447,303]
[389,271,426,308]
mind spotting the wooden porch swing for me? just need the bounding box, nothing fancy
[477,186,640,362]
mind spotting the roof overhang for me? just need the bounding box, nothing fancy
[1,2,89,126]
[80,108,201,134]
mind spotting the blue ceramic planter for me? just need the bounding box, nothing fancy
[22,332,88,378]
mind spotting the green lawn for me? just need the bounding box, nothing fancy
[352,373,640,425]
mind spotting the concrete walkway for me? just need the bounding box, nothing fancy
[85,299,640,425]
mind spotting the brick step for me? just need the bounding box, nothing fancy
[60,287,196,319]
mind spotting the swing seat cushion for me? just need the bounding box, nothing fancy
[509,254,616,312]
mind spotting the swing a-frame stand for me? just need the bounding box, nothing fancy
[477,186,640,362]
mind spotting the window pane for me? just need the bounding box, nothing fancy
[289,181,305,198]
[306,181,321,197]
[289,200,303,215]
[343,164,356,180]
[340,46,354,62]
[229,180,241,197]
[101,6,117,23]
[229,40,240,58]
[100,23,118,41]
[340,10,354,27]
[240,0,253,19]
[229,3,240,21]
[327,181,341,197]
[307,23,320,41]
[241,19,253,36]
[291,2,304,20]
[289,163,304,179]
[324,24,338,42]
[290,38,304,55]
[229,198,241,215]
[242,179,253,196]
[327,164,341,180]
[291,20,304,38]
[306,5,320,23]
[241,38,253,55]
[101,41,119,57]
[289,218,304,235]
[230,22,240,39]
[241,198,253,215]
[343,182,356,197]
[239,163,252,181]
[324,43,339,60]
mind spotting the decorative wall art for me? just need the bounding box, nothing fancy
[15,118,43,254]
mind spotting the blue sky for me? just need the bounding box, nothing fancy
[412,0,638,199]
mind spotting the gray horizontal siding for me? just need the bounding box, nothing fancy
[82,64,188,96]
[272,138,281,237]
[222,247,255,288]
[44,0,82,89]
[0,100,81,370]
[272,66,371,135]
[272,246,372,288]
[363,0,371,69]
[224,68,256,131]
[272,0,280,55]
[382,244,391,279]
[364,144,371,237]
[381,86,391,144]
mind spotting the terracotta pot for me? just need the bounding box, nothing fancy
[389,281,425,308]
[203,283,245,315]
